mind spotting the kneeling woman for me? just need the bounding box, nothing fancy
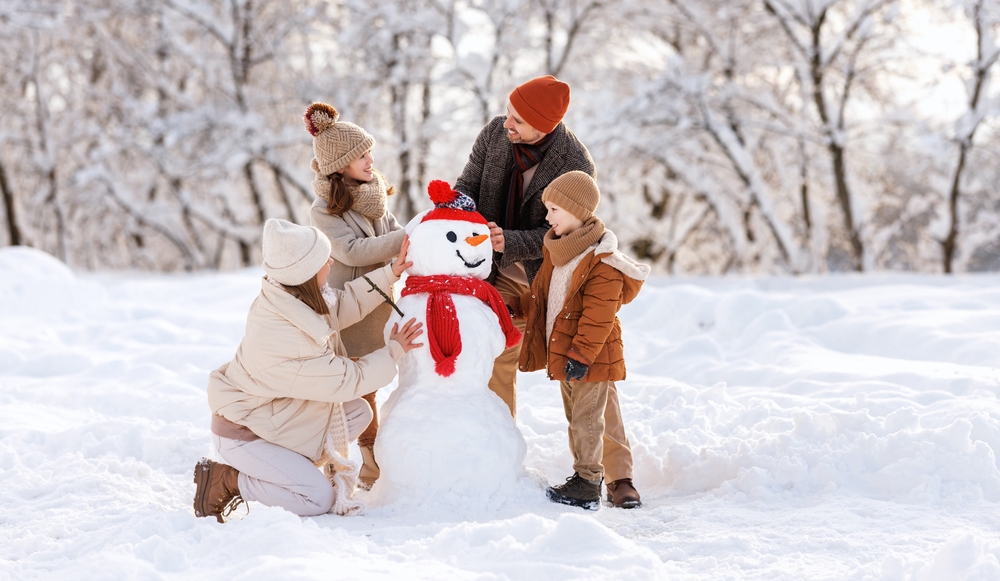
[194,218,422,521]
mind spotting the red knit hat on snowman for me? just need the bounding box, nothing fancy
[420,180,488,225]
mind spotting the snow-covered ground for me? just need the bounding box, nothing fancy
[2,245,999,580]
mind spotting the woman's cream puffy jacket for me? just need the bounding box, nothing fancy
[207,264,403,462]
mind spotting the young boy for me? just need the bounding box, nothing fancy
[510,171,650,510]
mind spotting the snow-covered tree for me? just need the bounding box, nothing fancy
[2,0,1000,276]
[940,0,1000,272]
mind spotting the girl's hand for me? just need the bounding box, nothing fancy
[389,318,424,352]
[391,234,413,277]
[487,221,505,252]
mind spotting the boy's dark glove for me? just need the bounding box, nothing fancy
[506,304,515,319]
[564,358,589,381]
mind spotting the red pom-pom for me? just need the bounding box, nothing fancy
[428,180,458,205]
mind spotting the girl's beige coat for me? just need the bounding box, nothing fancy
[310,198,405,357]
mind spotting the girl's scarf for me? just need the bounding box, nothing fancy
[543,217,606,266]
[401,275,522,377]
[310,159,388,220]
[350,171,388,220]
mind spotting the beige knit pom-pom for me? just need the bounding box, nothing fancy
[304,102,339,136]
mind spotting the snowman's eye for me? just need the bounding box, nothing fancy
[446,231,457,243]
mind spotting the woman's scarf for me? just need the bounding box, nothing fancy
[401,275,522,377]
[320,403,366,516]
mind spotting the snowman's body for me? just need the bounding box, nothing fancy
[392,292,504,390]
[370,183,526,508]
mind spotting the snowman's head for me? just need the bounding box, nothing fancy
[404,181,493,279]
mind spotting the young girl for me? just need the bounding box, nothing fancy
[193,219,422,522]
[304,102,406,489]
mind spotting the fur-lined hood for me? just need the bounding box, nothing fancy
[595,230,651,283]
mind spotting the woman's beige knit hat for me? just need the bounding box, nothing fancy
[304,102,375,176]
[541,171,600,221]
[261,218,332,286]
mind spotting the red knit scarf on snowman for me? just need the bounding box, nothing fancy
[401,275,522,377]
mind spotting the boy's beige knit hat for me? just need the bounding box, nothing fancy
[304,102,375,176]
[261,218,332,286]
[541,171,600,222]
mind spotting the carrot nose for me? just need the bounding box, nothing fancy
[466,234,489,246]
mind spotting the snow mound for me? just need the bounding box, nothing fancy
[0,246,107,319]
[4,248,1000,579]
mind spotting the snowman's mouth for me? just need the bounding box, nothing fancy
[456,250,485,269]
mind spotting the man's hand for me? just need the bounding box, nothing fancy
[564,358,589,381]
[487,221,505,253]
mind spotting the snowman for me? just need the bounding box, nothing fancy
[370,180,526,508]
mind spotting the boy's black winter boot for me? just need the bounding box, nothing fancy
[546,472,602,510]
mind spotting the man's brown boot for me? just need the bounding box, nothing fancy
[358,444,380,490]
[193,458,244,522]
[606,478,642,509]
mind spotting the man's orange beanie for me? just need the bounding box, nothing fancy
[508,75,570,134]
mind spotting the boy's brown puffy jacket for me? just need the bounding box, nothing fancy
[514,231,649,381]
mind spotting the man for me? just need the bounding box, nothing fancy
[454,75,642,508]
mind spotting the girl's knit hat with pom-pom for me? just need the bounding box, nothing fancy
[304,102,375,176]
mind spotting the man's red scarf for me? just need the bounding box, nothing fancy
[401,275,522,377]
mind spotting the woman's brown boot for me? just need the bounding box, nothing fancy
[193,458,244,522]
